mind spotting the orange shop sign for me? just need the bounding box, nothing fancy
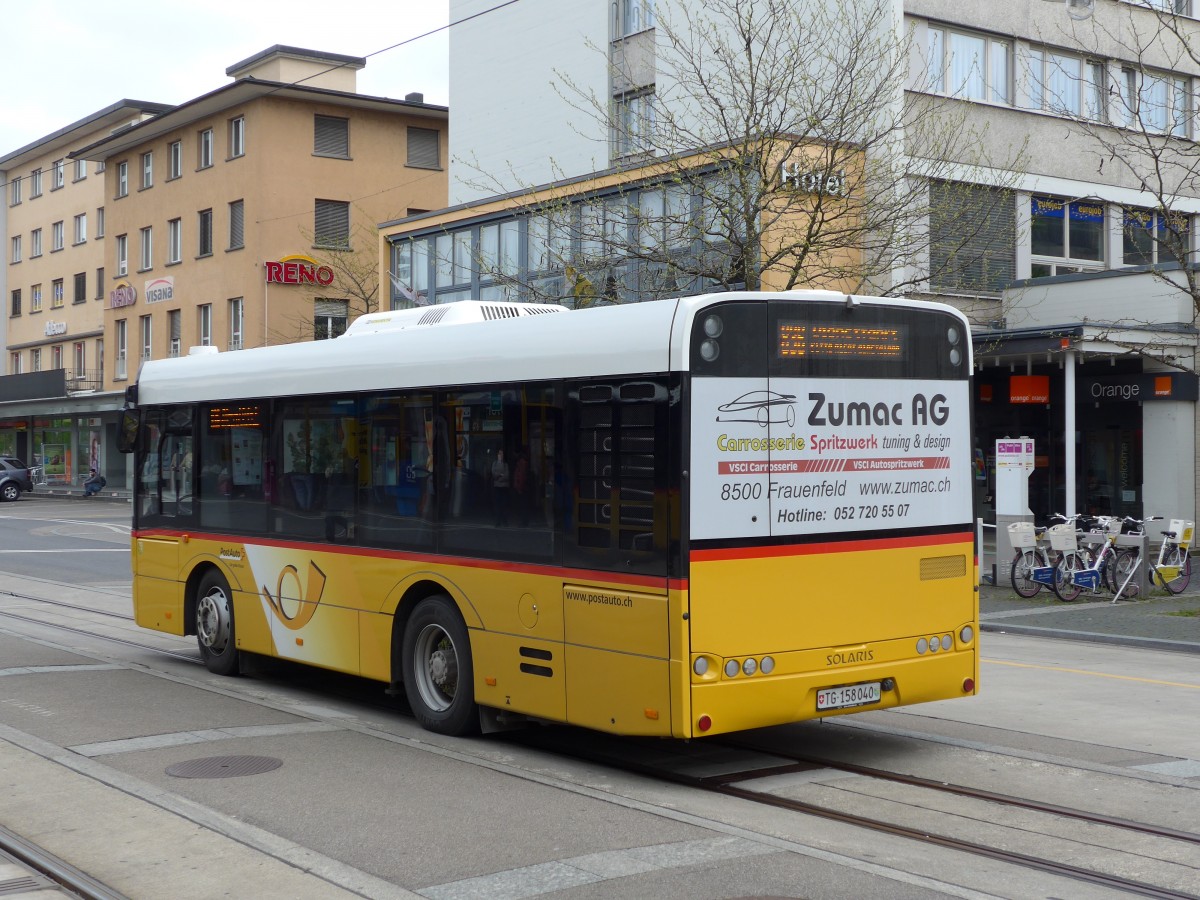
[1009,375,1050,404]
[265,254,334,286]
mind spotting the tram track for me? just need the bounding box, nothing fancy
[0,824,126,900]
[5,589,1197,898]
[508,729,1200,900]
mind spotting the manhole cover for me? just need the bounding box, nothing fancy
[165,755,283,779]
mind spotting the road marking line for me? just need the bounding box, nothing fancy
[983,658,1199,689]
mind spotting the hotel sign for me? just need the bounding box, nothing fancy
[265,254,334,286]
[780,163,849,197]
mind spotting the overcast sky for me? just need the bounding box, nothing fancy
[0,0,450,155]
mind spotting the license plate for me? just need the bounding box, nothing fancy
[816,681,882,711]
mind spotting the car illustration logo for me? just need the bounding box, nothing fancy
[716,390,797,427]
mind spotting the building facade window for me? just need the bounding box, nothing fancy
[1117,67,1191,135]
[140,315,152,363]
[139,226,153,271]
[314,298,348,340]
[1123,208,1191,265]
[116,161,128,197]
[51,345,62,370]
[619,0,655,35]
[615,92,658,157]
[1031,195,1105,276]
[96,207,105,238]
[198,209,213,256]
[167,218,182,263]
[228,199,244,249]
[168,140,182,179]
[52,159,64,190]
[73,342,85,377]
[10,353,20,375]
[116,234,128,276]
[314,115,350,157]
[95,267,104,300]
[198,304,212,346]
[51,221,64,252]
[31,284,41,313]
[30,228,42,257]
[74,214,87,245]
[52,279,64,309]
[115,319,128,379]
[31,348,41,372]
[229,116,245,158]
[74,272,86,303]
[228,297,243,350]
[168,308,181,357]
[314,199,350,248]
[74,159,87,181]
[141,151,153,189]
[928,27,1010,104]
[10,235,20,263]
[199,128,214,168]
[30,168,42,197]
[9,175,20,205]
[407,127,440,168]
[1126,0,1192,13]
[10,289,20,317]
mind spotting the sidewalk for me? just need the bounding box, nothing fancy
[980,580,1200,654]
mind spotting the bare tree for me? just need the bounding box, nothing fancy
[453,0,1027,310]
[277,208,390,343]
[1023,1,1200,366]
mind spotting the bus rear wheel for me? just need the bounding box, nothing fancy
[402,595,479,736]
[196,570,239,676]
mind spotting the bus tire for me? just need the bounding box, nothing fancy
[196,569,239,676]
[402,594,480,736]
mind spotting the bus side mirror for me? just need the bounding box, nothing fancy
[117,409,141,454]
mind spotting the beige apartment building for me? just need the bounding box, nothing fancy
[1,100,171,485]
[0,45,447,492]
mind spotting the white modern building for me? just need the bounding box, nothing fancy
[438,0,1200,529]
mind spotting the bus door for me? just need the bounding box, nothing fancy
[133,407,194,633]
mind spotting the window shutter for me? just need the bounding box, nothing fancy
[170,311,181,340]
[315,115,349,156]
[407,127,440,168]
[229,200,244,249]
[315,299,348,318]
[315,200,350,247]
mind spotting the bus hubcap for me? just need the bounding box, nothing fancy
[197,589,230,652]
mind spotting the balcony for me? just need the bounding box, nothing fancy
[65,368,103,392]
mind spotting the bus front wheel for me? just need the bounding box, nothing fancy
[196,570,239,676]
[402,595,480,736]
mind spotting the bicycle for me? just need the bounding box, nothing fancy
[1109,517,1193,601]
[1052,514,1125,602]
[1024,514,1098,600]
[1008,514,1078,597]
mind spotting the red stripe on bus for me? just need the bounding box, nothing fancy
[690,530,973,562]
[132,528,687,591]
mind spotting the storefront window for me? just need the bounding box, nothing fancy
[34,418,74,485]
[1031,195,1104,277]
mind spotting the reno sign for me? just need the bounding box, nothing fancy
[265,254,334,287]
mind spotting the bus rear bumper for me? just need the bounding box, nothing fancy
[687,650,977,737]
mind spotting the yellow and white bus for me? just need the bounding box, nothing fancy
[121,290,978,738]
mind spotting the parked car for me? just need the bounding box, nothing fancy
[0,457,34,501]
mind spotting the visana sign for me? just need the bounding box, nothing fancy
[780,163,849,197]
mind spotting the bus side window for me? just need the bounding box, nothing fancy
[198,402,268,533]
